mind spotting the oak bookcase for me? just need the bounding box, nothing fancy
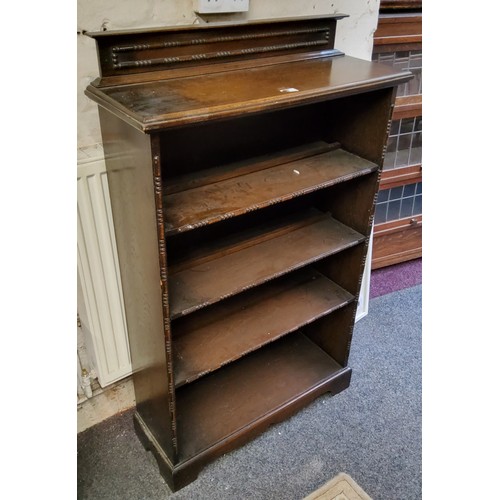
[85,15,411,491]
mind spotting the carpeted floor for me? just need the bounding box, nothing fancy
[370,258,422,299]
[77,278,422,500]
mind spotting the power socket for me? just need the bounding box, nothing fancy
[194,0,249,14]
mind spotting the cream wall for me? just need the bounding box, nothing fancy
[77,0,380,147]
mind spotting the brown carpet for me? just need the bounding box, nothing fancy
[303,473,372,500]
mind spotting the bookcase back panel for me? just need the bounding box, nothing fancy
[328,87,397,165]
[317,171,381,236]
[302,302,359,367]
[175,332,346,462]
[172,267,355,388]
[159,102,335,179]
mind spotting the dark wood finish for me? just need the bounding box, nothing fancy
[168,209,365,319]
[328,88,398,166]
[380,164,422,189]
[380,1,422,11]
[373,13,422,47]
[164,145,377,235]
[371,6,422,269]
[87,15,346,85]
[173,269,354,387]
[321,171,383,236]
[372,215,422,269]
[373,41,422,54]
[303,302,358,366]
[97,108,177,459]
[393,95,422,121]
[164,141,338,195]
[85,17,411,491]
[175,332,348,462]
[85,53,411,132]
[135,340,352,491]
[316,241,369,297]
[159,103,338,179]
[312,243,372,365]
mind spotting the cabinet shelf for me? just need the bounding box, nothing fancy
[175,331,347,463]
[173,268,354,387]
[168,209,364,319]
[164,143,378,235]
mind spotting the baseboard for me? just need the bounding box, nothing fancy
[77,376,135,433]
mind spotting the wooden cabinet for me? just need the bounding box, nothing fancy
[85,15,411,491]
[371,1,423,268]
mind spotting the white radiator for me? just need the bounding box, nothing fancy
[77,144,131,387]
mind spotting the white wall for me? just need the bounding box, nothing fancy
[77,0,380,147]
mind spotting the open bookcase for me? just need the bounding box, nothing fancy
[85,15,411,491]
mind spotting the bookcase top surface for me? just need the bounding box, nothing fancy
[86,54,412,132]
[85,14,349,38]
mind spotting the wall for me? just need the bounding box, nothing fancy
[77,0,381,147]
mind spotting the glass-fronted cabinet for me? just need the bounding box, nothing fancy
[371,1,422,268]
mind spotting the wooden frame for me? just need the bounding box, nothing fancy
[371,7,422,268]
[372,215,422,269]
[380,164,421,190]
[85,16,411,491]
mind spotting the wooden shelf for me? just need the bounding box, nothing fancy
[164,143,378,235]
[173,268,354,387]
[175,331,345,462]
[168,209,365,319]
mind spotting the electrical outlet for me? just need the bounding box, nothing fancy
[194,0,249,14]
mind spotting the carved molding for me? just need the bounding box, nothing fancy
[112,27,330,53]
[113,39,329,70]
[152,147,178,454]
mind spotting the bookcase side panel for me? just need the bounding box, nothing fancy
[99,108,176,461]
[305,87,397,368]
[302,302,358,367]
[329,87,397,166]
